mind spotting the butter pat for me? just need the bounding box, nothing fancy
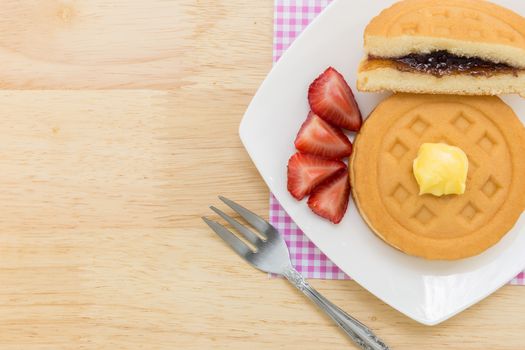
[413,143,468,196]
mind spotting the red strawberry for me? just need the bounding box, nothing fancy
[307,169,350,224]
[295,112,352,159]
[287,153,346,200]
[308,67,362,131]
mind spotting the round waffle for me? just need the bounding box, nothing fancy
[350,94,525,260]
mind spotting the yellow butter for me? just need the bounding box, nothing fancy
[412,143,468,196]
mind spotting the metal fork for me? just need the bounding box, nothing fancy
[202,196,389,350]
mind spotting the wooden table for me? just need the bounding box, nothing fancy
[0,1,524,349]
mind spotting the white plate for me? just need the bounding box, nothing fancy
[239,0,525,325]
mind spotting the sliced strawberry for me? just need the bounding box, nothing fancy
[294,111,352,159]
[308,67,362,131]
[307,169,350,224]
[287,153,346,200]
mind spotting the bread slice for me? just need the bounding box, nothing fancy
[358,63,525,96]
[357,0,525,96]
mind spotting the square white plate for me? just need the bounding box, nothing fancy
[239,0,525,325]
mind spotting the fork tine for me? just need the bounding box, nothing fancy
[209,206,262,245]
[218,196,272,237]
[202,217,253,258]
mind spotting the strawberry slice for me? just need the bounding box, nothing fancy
[287,153,346,200]
[308,67,362,131]
[295,112,352,159]
[307,169,350,224]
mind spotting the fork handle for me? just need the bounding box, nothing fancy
[283,267,389,350]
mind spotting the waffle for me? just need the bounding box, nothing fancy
[350,94,525,260]
[357,0,525,95]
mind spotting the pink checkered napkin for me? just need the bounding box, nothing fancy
[270,0,524,285]
[511,272,525,285]
[273,0,333,62]
[270,194,349,279]
[272,0,348,280]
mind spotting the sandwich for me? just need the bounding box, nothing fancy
[357,0,525,96]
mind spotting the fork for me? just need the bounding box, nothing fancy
[202,196,389,350]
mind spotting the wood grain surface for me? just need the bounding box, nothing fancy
[0,1,523,349]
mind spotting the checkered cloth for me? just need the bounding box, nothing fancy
[270,0,525,285]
